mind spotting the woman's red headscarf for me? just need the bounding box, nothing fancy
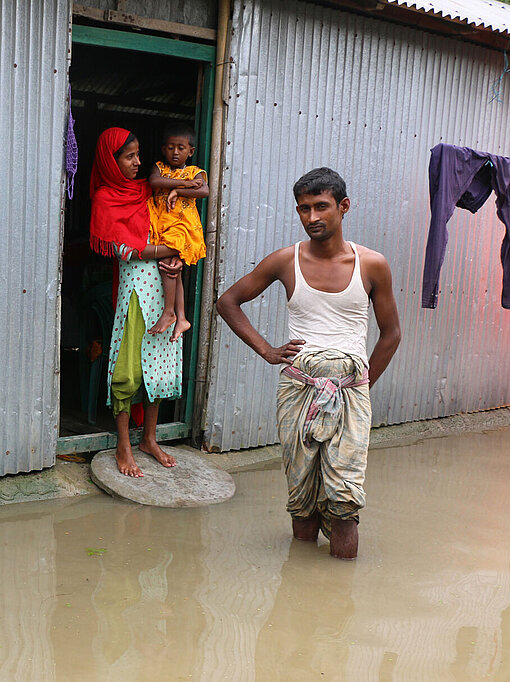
[89,127,152,259]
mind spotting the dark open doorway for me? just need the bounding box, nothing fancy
[58,27,215,454]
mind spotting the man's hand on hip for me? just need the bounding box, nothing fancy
[262,340,306,365]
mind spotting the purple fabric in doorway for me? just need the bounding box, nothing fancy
[422,143,510,309]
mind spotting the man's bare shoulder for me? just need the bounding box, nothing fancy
[267,244,295,260]
[260,244,295,271]
[356,244,391,271]
[355,245,393,291]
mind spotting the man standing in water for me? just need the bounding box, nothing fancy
[216,168,401,559]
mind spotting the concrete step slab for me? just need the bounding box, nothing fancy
[90,446,236,507]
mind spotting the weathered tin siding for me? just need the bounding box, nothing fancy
[204,0,510,451]
[81,0,217,29]
[0,0,71,474]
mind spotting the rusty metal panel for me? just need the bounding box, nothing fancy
[80,0,218,29]
[387,0,510,34]
[0,0,71,474]
[204,0,510,451]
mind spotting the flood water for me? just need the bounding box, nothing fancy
[0,427,509,681]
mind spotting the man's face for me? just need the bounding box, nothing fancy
[295,191,349,240]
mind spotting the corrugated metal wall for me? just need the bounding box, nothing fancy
[0,0,71,474]
[81,0,217,29]
[204,0,510,451]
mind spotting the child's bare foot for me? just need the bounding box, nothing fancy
[149,310,177,335]
[139,439,177,467]
[115,443,144,477]
[170,318,191,342]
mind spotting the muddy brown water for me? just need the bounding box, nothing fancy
[0,427,509,681]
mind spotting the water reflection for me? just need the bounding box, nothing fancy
[0,511,57,681]
[192,467,290,681]
[51,500,208,680]
[0,428,508,681]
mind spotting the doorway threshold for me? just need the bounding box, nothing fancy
[57,421,190,455]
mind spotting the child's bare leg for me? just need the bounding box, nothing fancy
[171,273,191,342]
[115,411,143,477]
[139,401,176,467]
[149,256,177,334]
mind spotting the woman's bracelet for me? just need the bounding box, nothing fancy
[155,245,158,258]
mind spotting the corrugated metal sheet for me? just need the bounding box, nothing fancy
[0,0,71,474]
[81,0,218,29]
[204,0,510,451]
[387,0,510,34]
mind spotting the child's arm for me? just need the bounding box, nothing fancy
[130,244,181,261]
[148,164,201,192]
[174,172,209,199]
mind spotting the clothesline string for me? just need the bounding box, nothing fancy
[489,48,510,104]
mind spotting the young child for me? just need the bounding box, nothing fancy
[148,122,209,339]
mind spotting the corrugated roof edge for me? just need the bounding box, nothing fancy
[386,0,510,34]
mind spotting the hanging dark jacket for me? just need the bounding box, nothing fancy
[422,143,510,309]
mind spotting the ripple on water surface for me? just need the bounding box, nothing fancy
[0,427,509,681]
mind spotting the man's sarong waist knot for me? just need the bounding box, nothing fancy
[282,363,369,442]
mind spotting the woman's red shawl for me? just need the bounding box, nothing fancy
[89,127,152,260]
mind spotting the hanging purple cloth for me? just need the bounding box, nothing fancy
[422,143,510,310]
[65,85,78,199]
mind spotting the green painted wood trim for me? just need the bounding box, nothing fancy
[72,25,216,63]
[57,422,190,455]
[184,61,215,426]
[63,26,215,454]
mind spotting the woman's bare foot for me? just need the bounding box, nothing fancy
[115,443,144,477]
[139,438,177,467]
[149,310,177,335]
[170,318,191,342]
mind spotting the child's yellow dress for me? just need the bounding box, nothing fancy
[148,161,207,265]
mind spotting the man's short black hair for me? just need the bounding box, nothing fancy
[162,121,196,147]
[293,167,347,205]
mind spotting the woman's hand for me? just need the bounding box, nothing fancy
[166,189,178,211]
[159,256,183,279]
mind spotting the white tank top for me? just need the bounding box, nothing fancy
[287,241,370,366]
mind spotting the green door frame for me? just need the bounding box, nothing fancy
[57,25,215,455]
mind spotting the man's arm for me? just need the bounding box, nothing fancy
[366,254,401,387]
[216,250,305,364]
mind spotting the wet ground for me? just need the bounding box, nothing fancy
[0,427,509,681]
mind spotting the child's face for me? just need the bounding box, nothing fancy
[162,135,195,168]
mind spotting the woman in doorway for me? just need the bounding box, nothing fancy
[90,127,182,477]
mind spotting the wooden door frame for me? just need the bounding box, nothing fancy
[57,24,215,455]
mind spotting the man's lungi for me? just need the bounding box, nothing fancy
[276,349,371,538]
